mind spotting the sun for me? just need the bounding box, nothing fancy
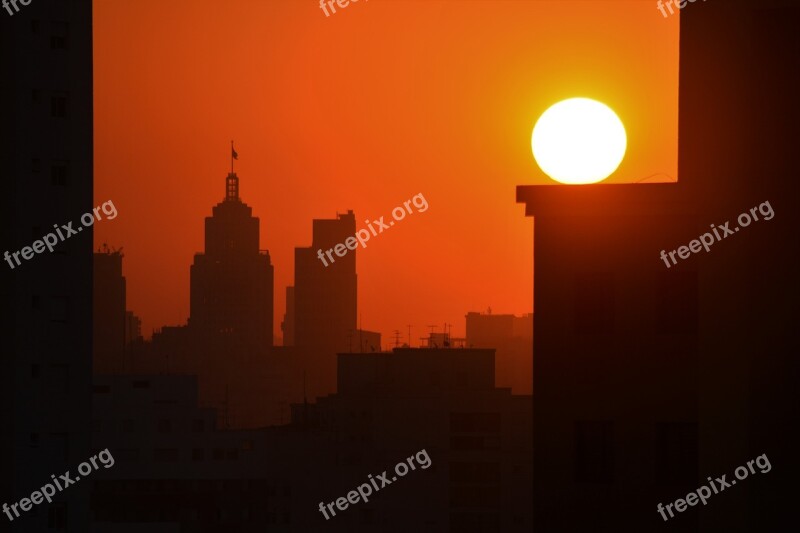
[531,98,627,184]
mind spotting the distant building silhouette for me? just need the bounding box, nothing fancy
[292,340,533,531]
[465,311,533,394]
[281,286,295,346]
[125,310,143,345]
[90,343,531,531]
[94,248,126,374]
[290,211,357,396]
[189,170,274,349]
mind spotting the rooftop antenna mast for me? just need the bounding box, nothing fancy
[392,330,402,348]
[406,324,413,347]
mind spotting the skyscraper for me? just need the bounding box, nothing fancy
[189,170,274,349]
[1,2,94,530]
[291,211,357,398]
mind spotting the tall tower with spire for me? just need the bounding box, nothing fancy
[189,157,274,349]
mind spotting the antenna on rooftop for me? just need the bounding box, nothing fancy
[392,330,402,348]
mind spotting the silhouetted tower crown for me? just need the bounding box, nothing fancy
[226,172,239,202]
[203,171,260,258]
[189,161,275,348]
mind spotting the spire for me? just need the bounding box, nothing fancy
[226,141,240,202]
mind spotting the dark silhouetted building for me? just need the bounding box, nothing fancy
[1,2,94,531]
[94,248,126,374]
[465,311,533,394]
[292,339,533,532]
[517,2,799,531]
[291,210,357,397]
[189,171,274,350]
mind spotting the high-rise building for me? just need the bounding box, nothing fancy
[189,170,274,349]
[292,211,357,397]
[1,2,94,531]
[94,248,126,374]
[516,3,798,531]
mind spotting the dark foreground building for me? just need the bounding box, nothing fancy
[1,1,94,531]
[517,1,799,531]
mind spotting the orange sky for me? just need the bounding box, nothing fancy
[93,0,678,346]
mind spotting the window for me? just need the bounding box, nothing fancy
[48,296,69,323]
[116,448,140,463]
[575,420,614,483]
[656,271,698,334]
[31,364,40,378]
[51,162,69,186]
[93,385,111,394]
[50,21,69,50]
[449,462,500,484]
[31,158,41,173]
[31,19,40,33]
[50,93,68,118]
[153,449,179,463]
[32,294,40,310]
[47,364,69,394]
[191,448,204,462]
[656,422,698,485]
[132,380,150,389]
[30,433,39,449]
[31,89,40,103]
[50,432,69,462]
[47,503,67,530]
[450,412,501,433]
[157,419,172,434]
[192,419,205,433]
[574,272,615,334]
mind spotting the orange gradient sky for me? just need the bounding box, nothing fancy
[93,0,679,345]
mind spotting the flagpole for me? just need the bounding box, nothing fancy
[231,140,234,174]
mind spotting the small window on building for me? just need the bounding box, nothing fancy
[192,419,205,433]
[153,449,179,463]
[47,503,67,530]
[48,296,69,323]
[31,19,40,33]
[157,419,172,434]
[575,420,614,483]
[191,448,204,462]
[50,21,69,50]
[51,162,69,186]
[656,421,698,485]
[47,364,69,395]
[50,93,68,118]
[50,432,69,462]
[31,158,41,173]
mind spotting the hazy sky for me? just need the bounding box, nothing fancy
[94,0,679,346]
